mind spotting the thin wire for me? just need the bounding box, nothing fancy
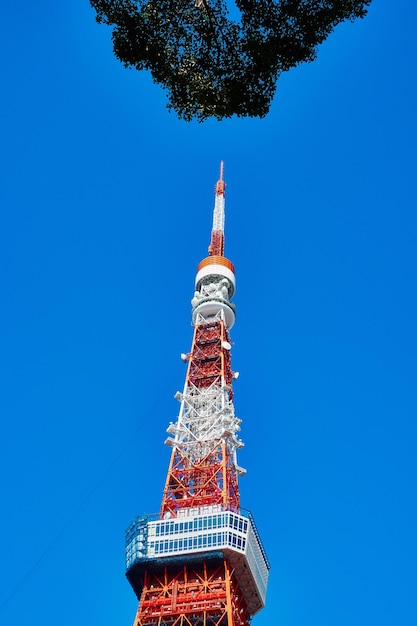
[0,385,173,618]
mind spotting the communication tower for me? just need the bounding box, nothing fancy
[125,163,270,626]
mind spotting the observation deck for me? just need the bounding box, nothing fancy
[126,506,269,616]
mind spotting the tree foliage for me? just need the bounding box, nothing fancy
[90,0,372,121]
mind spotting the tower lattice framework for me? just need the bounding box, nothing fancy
[125,164,269,626]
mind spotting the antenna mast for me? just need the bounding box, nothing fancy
[209,160,226,257]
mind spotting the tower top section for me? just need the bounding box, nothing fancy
[209,160,226,257]
[192,163,236,329]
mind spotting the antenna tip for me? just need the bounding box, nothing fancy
[216,161,225,195]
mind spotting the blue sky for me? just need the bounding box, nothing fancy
[1,1,416,625]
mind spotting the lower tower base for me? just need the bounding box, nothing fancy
[132,560,250,626]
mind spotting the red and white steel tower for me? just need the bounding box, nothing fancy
[126,164,269,626]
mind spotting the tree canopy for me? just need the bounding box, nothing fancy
[90,0,372,121]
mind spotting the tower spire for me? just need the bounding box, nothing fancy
[125,166,269,626]
[209,161,226,256]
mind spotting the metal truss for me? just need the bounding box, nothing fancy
[161,317,243,516]
[160,439,240,516]
[132,561,250,626]
[168,384,242,453]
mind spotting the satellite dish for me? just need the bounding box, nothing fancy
[222,341,231,350]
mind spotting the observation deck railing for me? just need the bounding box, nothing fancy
[126,505,269,612]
